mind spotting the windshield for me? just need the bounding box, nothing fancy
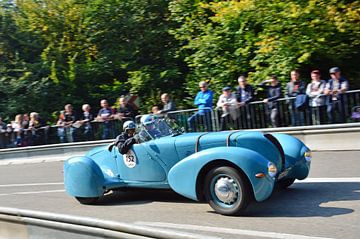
[138,117,182,141]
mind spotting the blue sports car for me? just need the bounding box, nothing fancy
[64,116,311,215]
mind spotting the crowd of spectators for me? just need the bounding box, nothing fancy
[188,66,354,131]
[0,66,359,149]
[0,96,141,148]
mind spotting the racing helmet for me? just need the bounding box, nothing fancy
[140,114,158,128]
[123,120,136,132]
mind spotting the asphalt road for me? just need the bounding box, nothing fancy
[0,151,359,239]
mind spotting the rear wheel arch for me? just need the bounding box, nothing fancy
[195,159,254,202]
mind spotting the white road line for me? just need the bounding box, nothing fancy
[0,189,65,196]
[296,177,360,183]
[0,182,64,187]
[136,222,334,239]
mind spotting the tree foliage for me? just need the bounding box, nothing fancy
[0,0,359,121]
[169,0,360,97]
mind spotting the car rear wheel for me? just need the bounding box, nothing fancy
[204,166,251,216]
[75,196,99,205]
[277,178,296,189]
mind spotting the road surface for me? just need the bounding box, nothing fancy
[0,151,359,239]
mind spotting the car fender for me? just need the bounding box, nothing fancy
[64,156,105,197]
[271,133,311,180]
[168,147,275,202]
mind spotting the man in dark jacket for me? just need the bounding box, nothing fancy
[235,76,254,129]
[259,75,282,127]
[115,121,137,154]
[285,70,306,126]
[324,67,349,123]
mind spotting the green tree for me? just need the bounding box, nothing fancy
[169,0,360,99]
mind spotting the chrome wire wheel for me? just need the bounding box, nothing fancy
[204,166,251,215]
[212,175,241,207]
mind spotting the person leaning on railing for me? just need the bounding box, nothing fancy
[28,112,46,146]
[188,81,214,132]
[306,70,327,125]
[78,104,94,141]
[11,114,24,147]
[286,70,306,126]
[56,104,78,143]
[97,99,115,140]
[324,67,349,124]
[117,96,137,121]
[235,75,255,129]
[258,75,282,127]
[216,86,238,131]
[159,93,176,114]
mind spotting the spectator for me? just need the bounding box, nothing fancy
[97,99,114,139]
[159,93,176,114]
[117,96,136,120]
[217,86,238,130]
[22,113,30,129]
[11,114,23,146]
[324,67,349,123]
[28,112,45,145]
[21,113,31,146]
[286,70,306,126]
[188,81,214,132]
[57,104,77,143]
[5,124,14,148]
[235,75,255,129]
[0,117,7,149]
[259,75,282,127]
[79,104,94,141]
[306,70,327,125]
[151,106,160,114]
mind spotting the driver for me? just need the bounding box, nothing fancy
[140,114,162,139]
[115,120,138,154]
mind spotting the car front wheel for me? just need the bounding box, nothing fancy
[204,166,251,216]
[277,178,296,189]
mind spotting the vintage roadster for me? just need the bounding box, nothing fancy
[64,116,311,215]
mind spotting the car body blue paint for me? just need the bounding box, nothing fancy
[271,133,311,180]
[168,147,275,201]
[64,156,106,197]
[64,120,311,207]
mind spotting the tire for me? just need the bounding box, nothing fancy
[277,178,296,189]
[75,196,99,205]
[204,166,251,216]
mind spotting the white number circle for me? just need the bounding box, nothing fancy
[123,149,137,168]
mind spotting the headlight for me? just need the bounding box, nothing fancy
[304,151,312,162]
[267,162,277,178]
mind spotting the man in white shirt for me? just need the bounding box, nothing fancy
[217,86,238,130]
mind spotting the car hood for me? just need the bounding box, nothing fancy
[174,131,283,169]
[174,131,251,159]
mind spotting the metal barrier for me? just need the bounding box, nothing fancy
[1,90,359,149]
[215,89,360,131]
[0,207,219,239]
[0,119,124,149]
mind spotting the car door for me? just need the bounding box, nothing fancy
[115,141,167,182]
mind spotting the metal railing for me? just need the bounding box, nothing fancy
[0,207,218,239]
[1,90,359,149]
[0,119,124,149]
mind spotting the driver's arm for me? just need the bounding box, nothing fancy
[115,135,137,154]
